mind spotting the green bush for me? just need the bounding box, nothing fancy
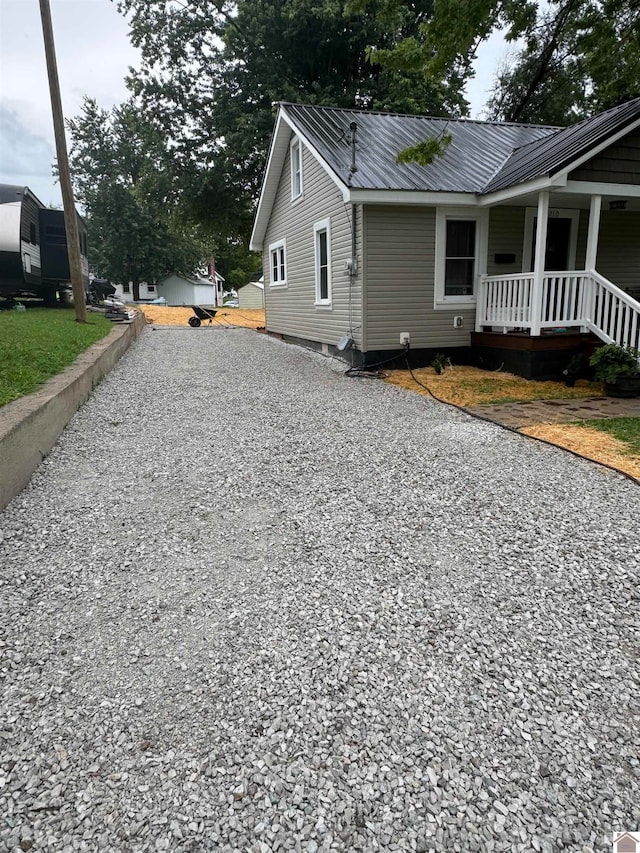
[589,344,640,384]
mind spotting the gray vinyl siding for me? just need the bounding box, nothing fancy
[569,128,640,185]
[486,207,525,276]
[262,143,362,348]
[364,206,475,351]
[596,211,640,291]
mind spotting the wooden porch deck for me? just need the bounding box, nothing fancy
[470,330,600,380]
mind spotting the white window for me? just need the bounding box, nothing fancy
[314,219,331,306]
[147,284,156,293]
[269,239,287,287]
[123,283,131,294]
[290,137,303,201]
[435,208,488,308]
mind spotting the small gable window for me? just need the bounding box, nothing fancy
[269,239,287,287]
[290,137,303,201]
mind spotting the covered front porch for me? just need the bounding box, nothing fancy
[472,187,640,376]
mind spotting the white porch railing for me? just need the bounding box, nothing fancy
[477,270,640,350]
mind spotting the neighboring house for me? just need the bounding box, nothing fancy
[238,276,265,309]
[250,99,640,378]
[0,184,88,302]
[113,270,225,305]
[156,272,225,306]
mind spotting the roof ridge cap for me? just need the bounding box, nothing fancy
[279,102,560,130]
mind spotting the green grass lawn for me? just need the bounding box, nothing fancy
[0,308,112,407]
[573,417,640,456]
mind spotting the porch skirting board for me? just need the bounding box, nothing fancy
[470,331,599,381]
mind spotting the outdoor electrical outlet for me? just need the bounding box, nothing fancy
[453,315,464,328]
[400,332,410,346]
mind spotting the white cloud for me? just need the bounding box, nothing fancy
[0,0,139,205]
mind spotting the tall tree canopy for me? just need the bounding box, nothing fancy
[67,98,210,300]
[487,0,640,123]
[362,0,640,124]
[117,0,465,217]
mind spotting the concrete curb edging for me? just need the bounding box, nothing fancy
[0,312,147,511]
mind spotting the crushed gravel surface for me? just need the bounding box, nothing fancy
[1,327,639,853]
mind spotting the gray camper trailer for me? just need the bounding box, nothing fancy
[0,185,43,298]
[39,208,89,294]
[0,184,89,303]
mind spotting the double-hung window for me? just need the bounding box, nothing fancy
[269,239,287,287]
[435,208,487,307]
[313,219,331,306]
[290,137,303,201]
[445,219,476,296]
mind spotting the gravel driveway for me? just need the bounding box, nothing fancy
[1,327,639,853]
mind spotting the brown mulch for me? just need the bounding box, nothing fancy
[386,365,602,407]
[136,305,265,330]
[521,424,640,480]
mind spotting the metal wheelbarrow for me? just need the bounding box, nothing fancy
[188,305,217,327]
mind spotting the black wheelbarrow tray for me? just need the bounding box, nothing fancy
[188,306,218,327]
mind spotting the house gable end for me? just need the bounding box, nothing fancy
[569,125,640,185]
[250,109,349,251]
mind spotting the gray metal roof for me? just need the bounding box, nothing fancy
[283,98,640,195]
[282,103,558,193]
[484,96,640,192]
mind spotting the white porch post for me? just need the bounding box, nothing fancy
[583,194,602,330]
[585,194,602,271]
[530,190,549,337]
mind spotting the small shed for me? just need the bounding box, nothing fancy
[238,277,264,309]
[156,272,225,306]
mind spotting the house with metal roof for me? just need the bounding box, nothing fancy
[250,99,640,378]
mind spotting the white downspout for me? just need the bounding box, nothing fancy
[530,190,549,337]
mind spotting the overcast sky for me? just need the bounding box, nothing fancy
[0,0,139,206]
[0,0,506,209]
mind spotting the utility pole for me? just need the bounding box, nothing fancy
[39,0,87,322]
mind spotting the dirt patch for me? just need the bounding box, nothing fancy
[136,305,265,330]
[386,365,603,407]
[522,424,640,480]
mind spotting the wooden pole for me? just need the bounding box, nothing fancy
[39,0,87,322]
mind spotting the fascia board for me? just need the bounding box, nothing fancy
[346,189,479,206]
[249,111,290,251]
[564,180,640,197]
[478,174,567,206]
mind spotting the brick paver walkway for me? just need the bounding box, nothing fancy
[465,395,640,428]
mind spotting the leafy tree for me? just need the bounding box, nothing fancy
[360,0,639,125]
[118,0,464,215]
[487,0,640,123]
[67,97,210,299]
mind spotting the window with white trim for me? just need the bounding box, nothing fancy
[435,208,488,307]
[269,239,287,286]
[290,137,303,201]
[314,219,331,305]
